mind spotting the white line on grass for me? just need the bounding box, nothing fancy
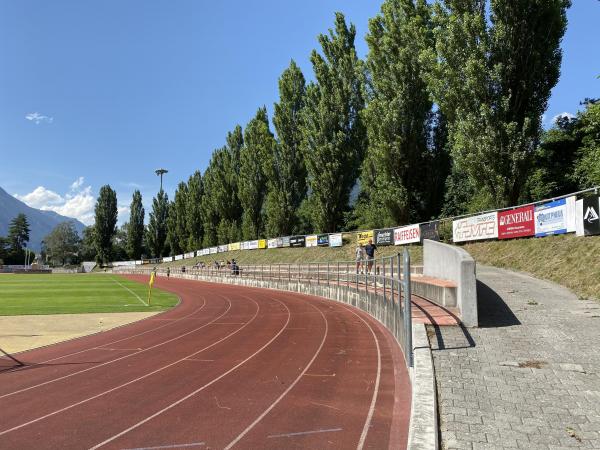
[111,276,148,307]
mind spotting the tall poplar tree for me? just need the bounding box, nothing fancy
[266,60,307,236]
[239,107,275,239]
[360,0,434,226]
[202,126,243,246]
[126,190,145,259]
[424,0,570,208]
[146,189,169,258]
[186,170,204,250]
[301,13,367,232]
[94,185,118,265]
[166,181,189,254]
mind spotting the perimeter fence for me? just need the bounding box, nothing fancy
[115,249,415,368]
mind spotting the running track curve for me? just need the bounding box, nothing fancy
[0,275,411,449]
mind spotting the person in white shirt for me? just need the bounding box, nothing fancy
[355,243,366,274]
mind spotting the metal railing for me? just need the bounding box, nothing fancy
[116,249,414,368]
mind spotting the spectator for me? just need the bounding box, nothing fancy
[365,239,377,274]
[166,267,170,278]
[181,265,186,273]
[355,243,366,274]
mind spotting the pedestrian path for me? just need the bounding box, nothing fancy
[430,265,600,449]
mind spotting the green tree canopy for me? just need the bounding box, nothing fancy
[301,12,367,232]
[44,221,80,266]
[146,189,169,258]
[186,170,204,250]
[127,190,145,259]
[239,107,275,239]
[93,185,118,265]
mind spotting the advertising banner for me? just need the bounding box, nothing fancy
[357,230,374,245]
[290,235,306,247]
[420,222,440,242]
[535,199,567,237]
[209,247,218,254]
[258,239,267,249]
[267,238,278,249]
[306,235,318,247]
[583,196,600,236]
[175,254,184,261]
[566,196,576,233]
[241,241,249,250]
[248,240,259,250]
[203,248,210,255]
[317,234,329,246]
[280,236,290,247]
[453,212,499,243]
[162,256,173,263]
[184,251,196,259]
[228,242,240,251]
[498,205,535,239]
[575,199,584,237]
[394,224,421,245]
[329,233,343,247]
[217,245,228,253]
[374,228,393,246]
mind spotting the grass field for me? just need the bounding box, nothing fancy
[0,273,179,316]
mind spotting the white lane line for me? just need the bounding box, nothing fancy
[0,296,258,438]
[88,297,291,450]
[3,294,203,368]
[223,297,329,450]
[111,276,148,306]
[122,442,205,450]
[339,305,382,450]
[0,297,227,400]
[267,428,343,438]
[303,373,336,377]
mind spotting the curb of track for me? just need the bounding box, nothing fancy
[407,323,438,450]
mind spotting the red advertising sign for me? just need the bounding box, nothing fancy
[498,205,535,239]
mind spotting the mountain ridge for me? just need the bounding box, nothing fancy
[0,186,86,252]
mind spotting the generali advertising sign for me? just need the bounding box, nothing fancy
[394,224,421,245]
[453,212,498,243]
[498,206,535,239]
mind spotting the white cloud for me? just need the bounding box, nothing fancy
[25,112,54,124]
[45,186,95,225]
[552,112,575,124]
[15,181,95,225]
[70,176,85,191]
[118,205,130,224]
[14,186,63,209]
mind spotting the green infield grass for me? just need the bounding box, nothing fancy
[0,273,178,316]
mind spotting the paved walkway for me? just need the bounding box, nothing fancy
[430,265,600,449]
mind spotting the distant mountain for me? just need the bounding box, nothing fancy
[0,186,86,252]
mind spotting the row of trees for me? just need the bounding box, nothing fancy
[90,0,600,262]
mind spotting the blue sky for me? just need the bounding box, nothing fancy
[1,1,598,225]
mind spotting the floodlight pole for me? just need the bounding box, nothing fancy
[155,168,168,191]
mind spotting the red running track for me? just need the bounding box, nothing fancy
[0,275,411,449]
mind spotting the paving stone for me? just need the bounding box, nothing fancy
[431,265,600,450]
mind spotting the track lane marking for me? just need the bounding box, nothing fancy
[267,428,343,438]
[87,297,291,450]
[0,296,260,438]
[338,305,382,450]
[0,295,227,400]
[122,443,205,450]
[223,296,329,450]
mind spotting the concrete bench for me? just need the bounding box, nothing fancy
[411,275,458,309]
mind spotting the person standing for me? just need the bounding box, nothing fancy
[365,239,377,274]
[355,243,366,274]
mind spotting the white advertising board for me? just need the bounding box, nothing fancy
[305,235,318,247]
[535,199,567,237]
[394,224,421,245]
[453,212,499,243]
[267,238,278,249]
[329,233,343,247]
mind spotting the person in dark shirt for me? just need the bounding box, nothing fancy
[365,239,377,274]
